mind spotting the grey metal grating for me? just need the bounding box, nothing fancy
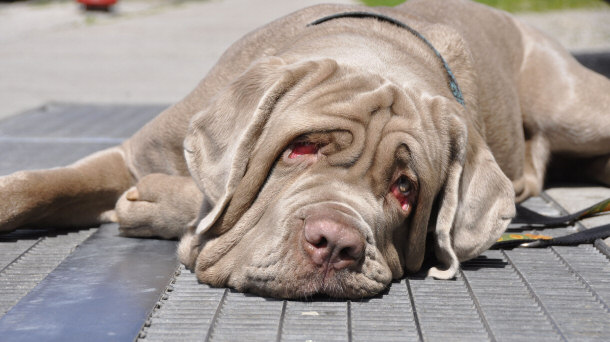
[139,195,610,342]
[0,103,167,140]
[351,280,419,341]
[505,248,610,340]
[0,104,168,339]
[0,238,42,272]
[0,141,119,175]
[552,246,610,308]
[0,103,167,176]
[138,267,226,342]
[409,276,490,341]
[461,250,561,342]
[0,228,97,315]
[209,291,284,341]
[281,301,349,342]
[0,223,178,341]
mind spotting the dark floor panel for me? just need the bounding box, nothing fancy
[0,224,178,342]
[0,103,168,175]
[0,141,117,175]
[0,228,97,316]
[0,103,166,139]
[0,103,177,340]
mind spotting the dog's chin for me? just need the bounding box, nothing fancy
[217,250,393,299]
[234,269,389,299]
[194,251,392,299]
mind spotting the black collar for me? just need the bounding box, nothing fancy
[308,12,465,106]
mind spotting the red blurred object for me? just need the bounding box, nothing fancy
[77,0,118,8]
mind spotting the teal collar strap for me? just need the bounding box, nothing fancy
[308,11,466,106]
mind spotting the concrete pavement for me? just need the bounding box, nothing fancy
[0,0,608,120]
[0,0,353,120]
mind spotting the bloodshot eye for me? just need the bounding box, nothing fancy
[288,142,319,159]
[391,175,413,212]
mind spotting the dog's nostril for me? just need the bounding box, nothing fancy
[339,247,356,261]
[314,237,328,249]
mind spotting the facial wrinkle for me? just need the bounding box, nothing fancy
[348,107,393,179]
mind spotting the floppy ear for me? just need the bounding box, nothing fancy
[183,56,285,236]
[400,24,515,278]
[179,57,339,267]
[428,117,515,279]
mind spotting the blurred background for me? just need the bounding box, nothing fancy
[364,0,610,11]
[0,0,609,120]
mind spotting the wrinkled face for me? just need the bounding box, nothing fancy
[222,127,419,298]
[185,61,457,299]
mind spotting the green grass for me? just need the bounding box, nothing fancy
[359,0,608,12]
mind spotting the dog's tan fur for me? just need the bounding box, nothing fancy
[1,0,609,298]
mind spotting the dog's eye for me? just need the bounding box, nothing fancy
[397,176,411,194]
[288,142,319,159]
[391,176,412,212]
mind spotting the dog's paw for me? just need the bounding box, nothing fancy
[115,174,203,239]
[513,176,542,203]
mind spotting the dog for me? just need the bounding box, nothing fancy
[1,0,609,299]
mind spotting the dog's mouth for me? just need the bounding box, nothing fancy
[242,260,387,299]
[235,224,392,299]
[301,238,366,297]
[298,269,363,298]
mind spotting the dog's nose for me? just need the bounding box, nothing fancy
[303,218,365,270]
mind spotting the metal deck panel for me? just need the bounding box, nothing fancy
[0,103,167,140]
[139,195,610,342]
[0,228,97,316]
[0,104,175,340]
[0,141,119,175]
[0,224,178,342]
[138,268,225,342]
[0,103,164,175]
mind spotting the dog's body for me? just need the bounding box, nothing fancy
[1,0,609,298]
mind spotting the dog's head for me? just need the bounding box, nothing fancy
[178,53,514,298]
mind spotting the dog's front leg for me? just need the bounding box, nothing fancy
[114,173,203,239]
[0,147,133,233]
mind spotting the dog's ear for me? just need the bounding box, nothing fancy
[183,56,285,236]
[399,25,515,278]
[427,116,515,279]
[180,57,339,266]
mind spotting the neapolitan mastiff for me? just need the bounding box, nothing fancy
[1,0,609,298]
